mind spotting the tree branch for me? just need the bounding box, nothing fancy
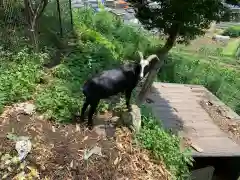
[36,0,48,20]
[26,0,34,16]
[31,0,48,28]
[137,25,179,104]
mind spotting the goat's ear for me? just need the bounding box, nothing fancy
[148,58,158,69]
[134,63,141,75]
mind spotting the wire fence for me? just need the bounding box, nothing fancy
[0,0,73,52]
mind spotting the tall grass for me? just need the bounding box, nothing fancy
[222,39,240,57]
[159,52,240,114]
[0,48,47,113]
[139,106,193,180]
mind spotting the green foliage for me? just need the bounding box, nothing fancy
[198,46,223,57]
[222,39,240,57]
[222,25,240,38]
[128,0,230,44]
[138,106,193,180]
[0,48,47,113]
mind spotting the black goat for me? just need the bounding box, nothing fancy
[80,51,159,129]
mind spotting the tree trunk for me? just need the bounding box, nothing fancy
[23,0,48,52]
[30,23,39,51]
[137,33,177,104]
[0,0,3,8]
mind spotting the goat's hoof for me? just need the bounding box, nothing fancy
[80,116,85,122]
[87,124,93,130]
[127,108,132,112]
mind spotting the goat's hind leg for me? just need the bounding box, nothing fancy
[80,98,90,122]
[125,89,133,112]
[87,99,100,130]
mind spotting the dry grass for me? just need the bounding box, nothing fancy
[0,102,171,180]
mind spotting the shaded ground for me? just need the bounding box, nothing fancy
[0,102,170,180]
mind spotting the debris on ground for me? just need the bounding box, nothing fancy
[14,102,36,115]
[83,146,103,160]
[0,102,171,179]
[15,138,32,161]
[6,133,32,161]
[200,99,240,145]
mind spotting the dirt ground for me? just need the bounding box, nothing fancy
[200,100,240,146]
[0,102,171,180]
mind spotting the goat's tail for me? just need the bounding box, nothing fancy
[82,81,89,97]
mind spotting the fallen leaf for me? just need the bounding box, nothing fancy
[83,146,102,160]
[52,126,56,132]
[6,133,18,141]
[16,115,21,122]
[18,162,26,170]
[7,166,12,172]
[114,157,119,165]
[70,160,74,168]
[190,143,203,153]
[27,166,40,178]
[12,171,25,180]
[2,172,9,179]
[82,136,88,142]
[65,132,68,137]
[116,143,124,151]
[76,124,81,132]
[30,126,36,132]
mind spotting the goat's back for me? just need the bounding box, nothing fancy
[83,64,140,99]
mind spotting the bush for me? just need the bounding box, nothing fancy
[0,48,47,113]
[138,106,193,180]
[222,25,240,37]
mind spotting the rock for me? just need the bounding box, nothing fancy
[120,104,141,133]
[23,104,35,115]
[38,115,45,121]
[110,116,120,123]
[83,146,103,160]
[15,102,36,115]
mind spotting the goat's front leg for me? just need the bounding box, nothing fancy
[80,99,90,122]
[87,99,100,130]
[125,89,133,112]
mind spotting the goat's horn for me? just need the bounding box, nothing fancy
[138,51,144,60]
[146,54,159,62]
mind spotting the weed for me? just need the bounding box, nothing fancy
[222,38,240,57]
[138,106,193,180]
[0,48,47,113]
[222,25,240,38]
